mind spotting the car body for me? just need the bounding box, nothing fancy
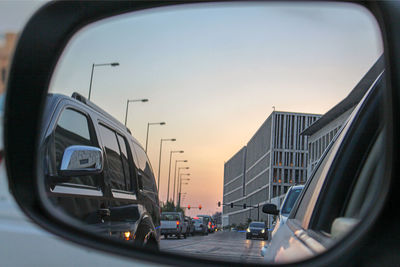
[246,221,268,240]
[262,70,385,263]
[261,185,304,256]
[160,212,187,239]
[192,216,208,235]
[196,215,214,233]
[184,216,195,236]
[40,93,160,248]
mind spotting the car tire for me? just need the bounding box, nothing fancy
[184,233,187,239]
[164,234,168,239]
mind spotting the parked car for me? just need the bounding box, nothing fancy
[261,71,385,263]
[41,92,160,248]
[184,216,195,236]
[160,212,187,239]
[192,217,208,235]
[246,221,268,240]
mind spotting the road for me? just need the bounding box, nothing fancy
[160,231,267,263]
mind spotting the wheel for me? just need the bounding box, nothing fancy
[246,234,251,240]
[184,233,187,239]
[177,233,181,239]
[164,234,168,239]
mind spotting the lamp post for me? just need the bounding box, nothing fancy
[124,99,149,126]
[88,62,119,100]
[173,161,188,204]
[167,150,184,202]
[178,177,190,208]
[145,122,166,152]
[176,168,189,202]
[157,138,176,192]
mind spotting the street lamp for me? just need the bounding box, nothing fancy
[88,62,119,100]
[178,177,190,208]
[157,138,176,192]
[145,122,166,152]
[173,161,188,204]
[176,168,189,202]
[124,99,149,126]
[167,150,184,202]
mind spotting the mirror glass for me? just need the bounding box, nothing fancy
[41,1,383,264]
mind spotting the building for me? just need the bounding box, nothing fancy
[223,111,321,227]
[0,33,18,94]
[302,56,384,177]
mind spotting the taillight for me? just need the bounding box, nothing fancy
[176,221,180,228]
[208,222,211,226]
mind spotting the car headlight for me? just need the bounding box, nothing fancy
[247,228,250,232]
[261,229,265,234]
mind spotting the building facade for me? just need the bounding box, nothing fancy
[303,56,384,177]
[223,111,321,227]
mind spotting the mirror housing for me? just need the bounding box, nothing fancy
[59,145,103,177]
[262,203,279,215]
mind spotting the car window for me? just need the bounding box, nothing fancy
[132,142,156,192]
[281,188,302,214]
[54,108,96,186]
[117,134,133,191]
[98,124,127,191]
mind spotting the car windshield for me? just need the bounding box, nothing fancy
[281,189,303,214]
[250,222,265,228]
[161,214,180,221]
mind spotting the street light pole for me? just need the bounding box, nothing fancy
[124,98,149,126]
[145,122,166,152]
[167,150,184,202]
[176,168,189,202]
[178,177,190,208]
[172,161,188,204]
[157,138,176,193]
[88,62,119,100]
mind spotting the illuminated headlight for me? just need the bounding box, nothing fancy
[261,229,265,234]
[247,228,250,232]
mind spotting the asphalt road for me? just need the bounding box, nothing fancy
[160,231,267,263]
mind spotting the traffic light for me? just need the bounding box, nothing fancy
[218,201,221,207]
[199,205,202,210]
[230,203,234,208]
[188,205,191,210]
[243,203,247,209]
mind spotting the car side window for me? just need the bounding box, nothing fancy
[117,134,132,191]
[133,143,156,192]
[54,108,96,186]
[98,124,127,191]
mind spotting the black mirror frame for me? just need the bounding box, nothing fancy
[4,1,400,266]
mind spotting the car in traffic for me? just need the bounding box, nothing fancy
[246,221,268,240]
[261,185,304,256]
[261,69,385,263]
[197,214,214,233]
[41,92,160,248]
[160,212,187,239]
[192,216,208,235]
[184,216,195,236]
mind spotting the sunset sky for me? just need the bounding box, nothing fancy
[47,2,382,216]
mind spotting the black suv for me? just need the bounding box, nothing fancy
[40,92,160,249]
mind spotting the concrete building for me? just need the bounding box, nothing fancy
[0,33,18,94]
[223,111,321,227]
[302,56,384,177]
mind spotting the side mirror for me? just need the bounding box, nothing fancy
[262,203,279,215]
[59,145,103,177]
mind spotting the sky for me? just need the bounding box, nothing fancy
[0,1,383,217]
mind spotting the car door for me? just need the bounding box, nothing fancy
[44,103,107,231]
[96,122,140,239]
[265,71,384,263]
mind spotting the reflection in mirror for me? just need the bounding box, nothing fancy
[40,1,383,264]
